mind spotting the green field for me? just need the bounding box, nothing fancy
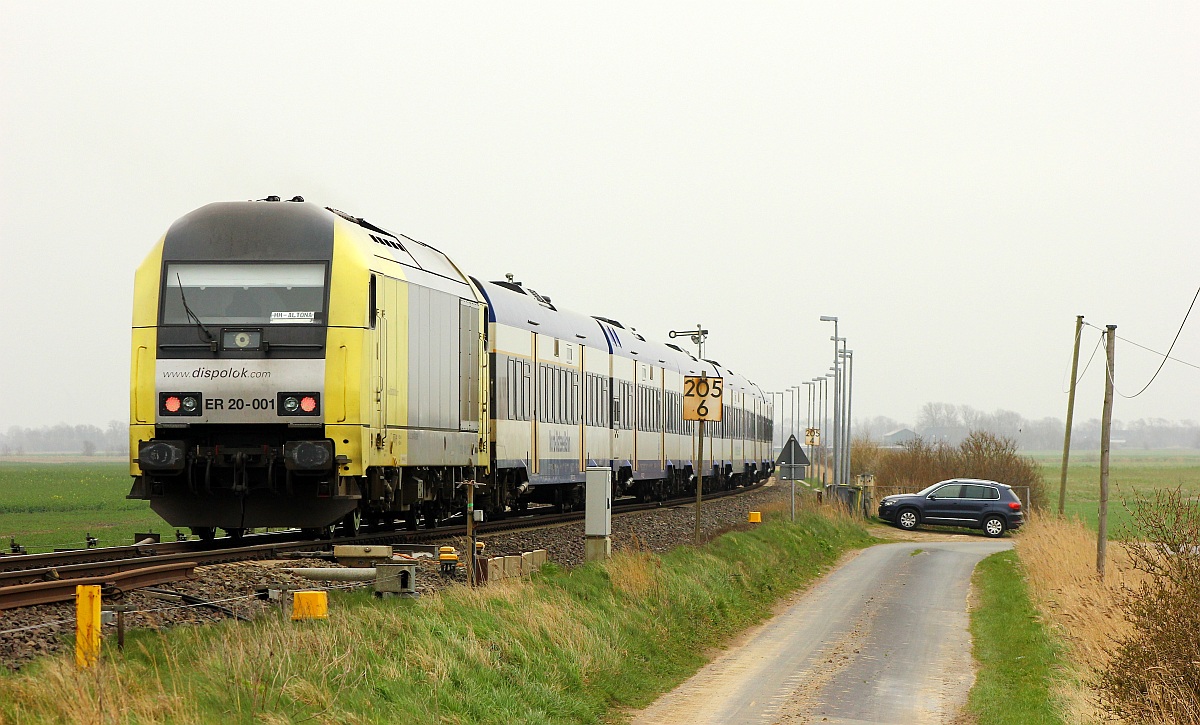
[1029,448,1200,536]
[0,460,166,553]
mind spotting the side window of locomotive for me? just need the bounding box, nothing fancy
[368,275,377,329]
[162,263,327,326]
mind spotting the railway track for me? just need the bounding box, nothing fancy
[0,481,763,610]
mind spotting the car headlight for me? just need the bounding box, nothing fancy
[881,499,895,507]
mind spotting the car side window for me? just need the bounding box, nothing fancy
[932,484,962,498]
[960,484,1000,499]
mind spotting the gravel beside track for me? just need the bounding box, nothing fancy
[1,481,790,671]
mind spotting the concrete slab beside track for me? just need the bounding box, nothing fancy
[632,538,1012,725]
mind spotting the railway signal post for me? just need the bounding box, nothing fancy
[683,372,723,546]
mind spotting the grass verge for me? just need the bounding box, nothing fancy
[0,462,162,553]
[0,500,873,724]
[964,549,1067,725]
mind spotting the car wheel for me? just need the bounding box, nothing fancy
[897,509,919,531]
[983,515,1006,538]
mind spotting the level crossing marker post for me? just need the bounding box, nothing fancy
[683,371,722,546]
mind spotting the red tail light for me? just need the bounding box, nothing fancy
[1009,502,1022,510]
[164,396,181,413]
[300,396,317,413]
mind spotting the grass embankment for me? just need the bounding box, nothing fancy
[0,501,873,723]
[1030,449,1200,535]
[965,549,1068,725]
[0,462,161,553]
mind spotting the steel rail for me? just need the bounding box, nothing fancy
[0,479,768,607]
[0,561,198,610]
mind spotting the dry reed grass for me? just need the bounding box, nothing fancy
[1015,513,1146,722]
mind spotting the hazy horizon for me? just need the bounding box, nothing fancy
[2,2,1197,430]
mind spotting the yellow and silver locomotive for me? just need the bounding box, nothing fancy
[129,197,773,540]
[128,197,487,539]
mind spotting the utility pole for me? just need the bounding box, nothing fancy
[1097,324,1116,581]
[1058,315,1084,516]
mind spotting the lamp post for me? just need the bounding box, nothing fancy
[813,375,826,486]
[820,317,840,486]
[803,380,814,479]
[831,338,846,483]
[820,374,830,487]
[775,389,787,453]
[840,349,854,487]
[791,385,802,443]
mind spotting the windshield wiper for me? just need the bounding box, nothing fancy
[175,273,217,351]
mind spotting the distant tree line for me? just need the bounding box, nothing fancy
[776,401,1200,451]
[0,422,126,456]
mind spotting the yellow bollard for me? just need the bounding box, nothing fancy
[291,590,329,620]
[748,511,762,523]
[75,584,101,668]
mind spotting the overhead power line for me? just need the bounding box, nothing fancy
[1086,285,1200,398]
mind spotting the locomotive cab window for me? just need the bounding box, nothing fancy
[161,263,328,327]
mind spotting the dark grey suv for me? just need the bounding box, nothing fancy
[878,478,1024,537]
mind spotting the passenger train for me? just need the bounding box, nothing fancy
[128,197,774,539]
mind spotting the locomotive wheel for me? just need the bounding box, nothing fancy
[223,528,246,541]
[404,510,419,531]
[191,526,216,542]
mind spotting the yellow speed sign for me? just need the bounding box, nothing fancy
[683,376,723,422]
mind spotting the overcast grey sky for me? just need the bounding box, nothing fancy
[2,2,1197,431]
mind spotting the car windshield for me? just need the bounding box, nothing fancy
[161,263,327,327]
[914,481,948,496]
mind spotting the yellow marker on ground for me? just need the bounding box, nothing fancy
[75,585,101,668]
[748,511,762,523]
[291,590,329,620]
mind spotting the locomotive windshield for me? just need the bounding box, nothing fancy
[161,263,327,327]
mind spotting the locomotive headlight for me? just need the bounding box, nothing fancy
[160,392,202,416]
[278,392,320,417]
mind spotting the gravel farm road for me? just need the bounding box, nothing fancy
[631,538,1013,725]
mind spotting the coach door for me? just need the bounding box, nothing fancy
[531,333,542,475]
[370,275,386,447]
